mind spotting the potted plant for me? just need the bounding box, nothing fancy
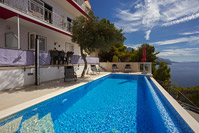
[58,50,66,64]
[67,51,74,57]
[66,51,74,64]
[49,49,59,65]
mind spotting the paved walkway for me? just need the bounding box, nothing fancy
[186,110,199,123]
[0,72,109,111]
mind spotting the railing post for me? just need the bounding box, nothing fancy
[35,35,40,85]
[17,15,20,49]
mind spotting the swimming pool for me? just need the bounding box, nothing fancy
[0,74,196,132]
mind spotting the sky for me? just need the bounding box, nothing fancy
[90,0,199,62]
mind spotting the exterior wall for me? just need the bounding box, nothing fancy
[0,18,80,55]
[0,18,18,48]
[0,64,97,90]
[0,0,94,90]
[0,0,86,55]
[100,62,139,72]
[100,62,152,73]
[43,0,76,20]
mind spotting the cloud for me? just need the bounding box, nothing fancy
[125,35,199,51]
[124,44,141,50]
[158,48,199,56]
[115,0,199,40]
[151,36,199,46]
[180,31,199,35]
[162,13,199,27]
[145,30,151,40]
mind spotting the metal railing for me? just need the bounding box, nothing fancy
[1,0,72,33]
[169,89,199,114]
[73,0,85,11]
[73,0,91,15]
[179,101,199,114]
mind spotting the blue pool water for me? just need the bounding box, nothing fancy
[0,74,193,132]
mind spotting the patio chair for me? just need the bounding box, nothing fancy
[112,64,119,72]
[64,66,77,82]
[124,64,132,73]
[90,65,100,74]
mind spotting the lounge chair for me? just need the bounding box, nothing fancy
[112,64,119,72]
[91,65,100,74]
[64,66,77,82]
[124,64,132,73]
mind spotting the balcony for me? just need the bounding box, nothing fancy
[0,0,72,33]
[73,0,91,15]
[73,0,86,11]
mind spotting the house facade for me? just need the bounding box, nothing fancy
[0,0,99,90]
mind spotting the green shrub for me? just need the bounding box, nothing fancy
[112,55,118,62]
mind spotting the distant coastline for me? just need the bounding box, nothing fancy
[156,58,176,64]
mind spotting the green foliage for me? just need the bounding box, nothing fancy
[130,44,159,62]
[153,61,171,90]
[72,11,125,55]
[168,86,199,107]
[112,55,119,62]
[99,43,132,62]
[71,11,125,77]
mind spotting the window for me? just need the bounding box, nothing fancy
[67,17,72,32]
[38,36,46,51]
[44,2,53,24]
[5,32,18,49]
[29,33,46,51]
[29,0,44,19]
[29,33,35,50]
[71,44,74,52]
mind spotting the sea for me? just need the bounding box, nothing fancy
[168,62,199,88]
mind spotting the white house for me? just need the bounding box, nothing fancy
[0,0,99,90]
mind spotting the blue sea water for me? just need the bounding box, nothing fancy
[0,74,193,132]
[169,62,199,87]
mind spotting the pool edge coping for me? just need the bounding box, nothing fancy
[0,73,111,121]
[150,77,199,132]
[0,73,198,132]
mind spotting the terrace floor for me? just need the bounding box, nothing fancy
[0,72,110,111]
[0,72,198,123]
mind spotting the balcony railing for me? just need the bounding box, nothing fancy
[1,0,72,33]
[73,0,85,10]
[73,0,91,15]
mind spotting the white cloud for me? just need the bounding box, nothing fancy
[124,44,141,50]
[145,30,151,40]
[158,48,199,56]
[126,35,199,51]
[135,3,143,9]
[162,13,199,27]
[115,0,199,40]
[151,36,199,46]
[180,31,199,35]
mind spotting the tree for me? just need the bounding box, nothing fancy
[153,61,171,90]
[72,11,125,77]
[98,43,131,62]
[130,44,159,73]
[168,85,199,107]
[130,44,159,62]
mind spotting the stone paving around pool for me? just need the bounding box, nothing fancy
[0,72,110,111]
